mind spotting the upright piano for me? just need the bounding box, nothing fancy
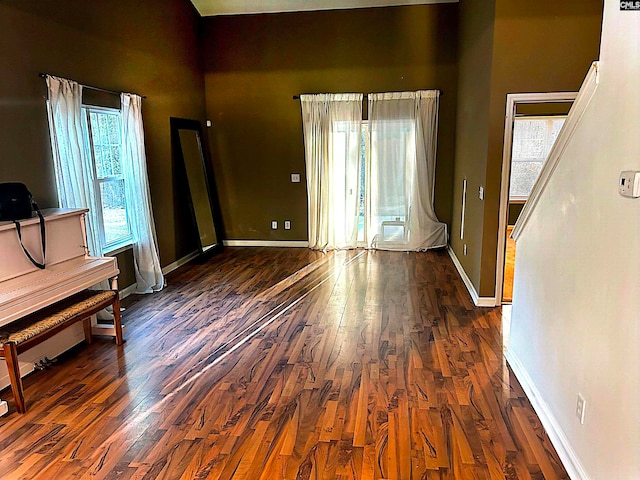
[0,208,120,394]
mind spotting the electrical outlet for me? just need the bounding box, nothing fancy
[463,244,467,256]
[0,400,8,417]
[284,220,291,230]
[576,394,586,424]
[271,220,278,230]
[291,173,301,183]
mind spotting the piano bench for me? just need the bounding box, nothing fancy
[0,289,123,414]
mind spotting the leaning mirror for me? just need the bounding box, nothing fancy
[171,119,220,254]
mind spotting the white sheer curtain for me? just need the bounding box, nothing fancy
[301,94,363,250]
[45,75,102,257]
[121,93,164,293]
[367,90,447,250]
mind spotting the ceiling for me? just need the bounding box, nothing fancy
[190,0,457,17]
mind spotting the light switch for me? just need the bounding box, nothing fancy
[291,173,301,183]
[479,185,484,200]
[619,171,640,198]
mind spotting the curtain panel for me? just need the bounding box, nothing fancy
[120,93,164,293]
[45,75,103,257]
[45,76,164,295]
[300,94,363,250]
[367,90,447,251]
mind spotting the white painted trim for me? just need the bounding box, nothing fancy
[161,250,200,276]
[505,347,592,480]
[512,62,600,241]
[495,90,579,305]
[447,246,496,307]
[223,240,309,248]
[117,251,200,297]
[118,283,138,300]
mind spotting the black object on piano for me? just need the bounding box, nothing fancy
[0,182,46,270]
[0,182,33,221]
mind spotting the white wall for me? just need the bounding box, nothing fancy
[508,1,640,479]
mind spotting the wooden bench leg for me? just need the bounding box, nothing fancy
[4,342,26,414]
[113,293,123,346]
[83,317,93,344]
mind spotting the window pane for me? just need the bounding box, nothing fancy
[512,120,547,162]
[86,107,130,249]
[94,145,105,178]
[108,115,120,144]
[111,146,122,175]
[372,119,411,218]
[100,179,130,245]
[509,116,566,199]
[510,161,543,198]
[90,112,98,133]
[358,125,367,242]
[98,114,110,145]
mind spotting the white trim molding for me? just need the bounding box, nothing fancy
[447,246,496,307]
[162,250,200,276]
[119,248,200,299]
[495,90,579,305]
[223,240,309,248]
[119,283,138,300]
[505,347,592,480]
[512,62,600,241]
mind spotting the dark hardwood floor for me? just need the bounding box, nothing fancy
[0,248,568,479]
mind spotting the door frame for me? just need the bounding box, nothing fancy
[495,92,577,305]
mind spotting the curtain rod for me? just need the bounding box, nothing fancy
[39,73,147,99]
[293,90,442,100]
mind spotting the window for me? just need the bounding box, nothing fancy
[357,119,414,244]
[509,116,566,201]
[358,121,368,243]
[83,106,132,251]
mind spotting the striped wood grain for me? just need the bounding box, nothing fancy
[0,248,568,479]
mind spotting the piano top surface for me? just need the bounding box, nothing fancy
[0,208,119,326]
[0,208,88,231]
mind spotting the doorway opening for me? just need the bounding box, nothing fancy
[496,93,576,305]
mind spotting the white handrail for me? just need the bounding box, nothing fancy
[512,62,600,241]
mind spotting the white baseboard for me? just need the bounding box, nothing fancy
[117,250,200,298]
[223,240,309,248]
[505,347,591,480]
[162,250,200,276]
[119,283,138,300]
[0,400,8,417]
[447,246,496,307]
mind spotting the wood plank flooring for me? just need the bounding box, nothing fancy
[0,248,568,479]
[502,227,516,304]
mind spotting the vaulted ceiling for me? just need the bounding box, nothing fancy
[190,0,457,16]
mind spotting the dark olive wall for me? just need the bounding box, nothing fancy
[478,0,604,296]
[0,0,604,296]
[201,5,458,241]
[451,0,496,293]
[451,0,603,298]
[0,0,206,282]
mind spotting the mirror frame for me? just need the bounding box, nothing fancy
[170,117,223,257]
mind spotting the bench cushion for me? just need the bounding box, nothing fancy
[0,290,116,348]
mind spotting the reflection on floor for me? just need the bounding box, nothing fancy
[0,248,569,479]
[503,225,516,303]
